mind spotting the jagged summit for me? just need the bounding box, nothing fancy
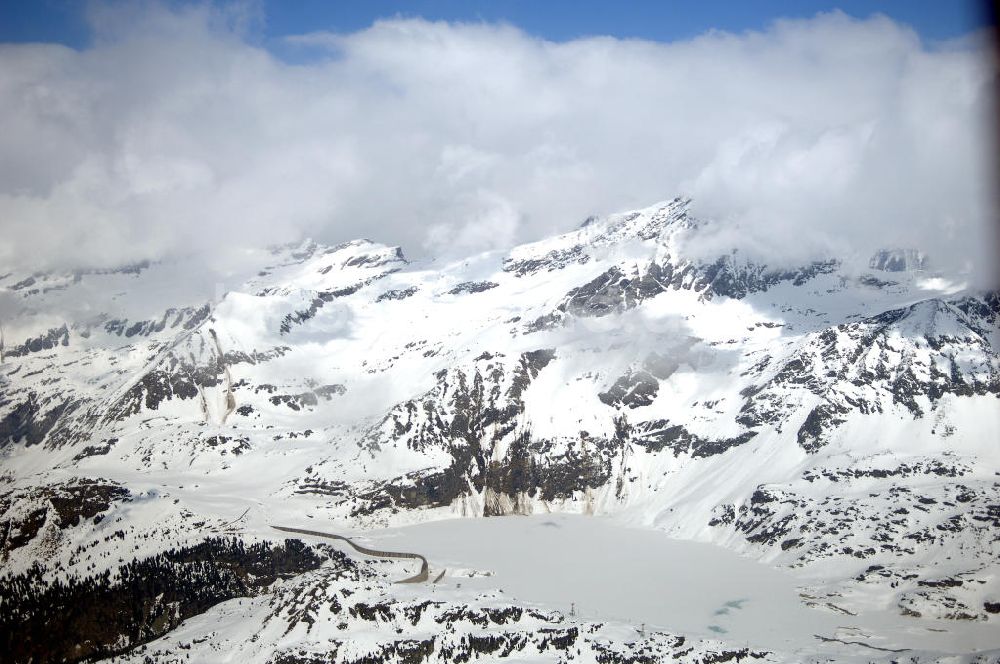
[503,197,694,275]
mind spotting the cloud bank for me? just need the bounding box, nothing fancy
[0,3,995,281]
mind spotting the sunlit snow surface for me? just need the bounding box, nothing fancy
[1,199,998,662]
[364,514,1000,654]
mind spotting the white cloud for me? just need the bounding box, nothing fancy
[0,4,994,283]
[423,190,521,257]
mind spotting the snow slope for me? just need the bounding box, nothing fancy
[1,198,998,662]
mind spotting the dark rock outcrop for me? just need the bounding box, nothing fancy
[0,479,131,558]
[447,281,499,295]
[6,325,69,357]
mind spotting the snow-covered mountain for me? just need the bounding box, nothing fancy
[1,198,998,663]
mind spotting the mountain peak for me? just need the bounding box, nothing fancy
[503,197,694,276]
[589,196,695,243]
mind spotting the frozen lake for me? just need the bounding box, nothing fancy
[361,513,1000,657]
[365,513,836,651]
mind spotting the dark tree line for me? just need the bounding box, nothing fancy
[0,537,324,664]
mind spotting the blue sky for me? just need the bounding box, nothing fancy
[0,0,989,48]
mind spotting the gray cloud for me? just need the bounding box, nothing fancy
[0,4,994,282]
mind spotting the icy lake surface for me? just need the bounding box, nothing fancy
[367,513,829,650]
[363,513,1000,656]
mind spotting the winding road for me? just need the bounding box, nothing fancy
[272,525,429,583]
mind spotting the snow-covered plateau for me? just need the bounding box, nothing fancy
[0,198,998,663]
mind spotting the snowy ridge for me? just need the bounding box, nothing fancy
[0,198,998,663]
